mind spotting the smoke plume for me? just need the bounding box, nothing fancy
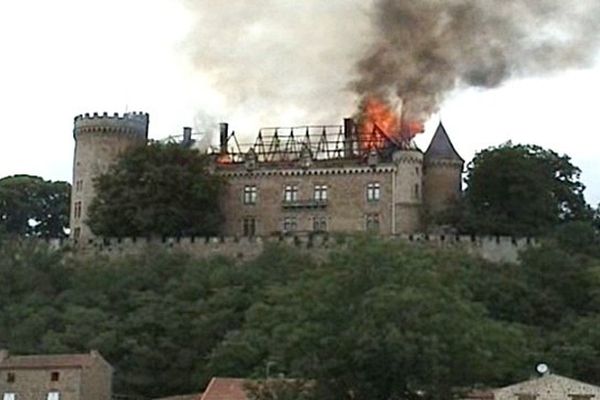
[183,0,600,134]
[356,0,600,122]
[182,0,372,138]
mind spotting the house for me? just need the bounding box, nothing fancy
[0,349,112,400]
[468,373,600,400]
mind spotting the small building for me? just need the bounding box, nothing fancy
[468,373,600,400]
[0,349,112,400]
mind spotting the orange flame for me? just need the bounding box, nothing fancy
[216,153,232,164]
[358,97,424,149]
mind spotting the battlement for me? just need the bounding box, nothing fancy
[392,149,424,164]
[73,111,149,139]
[47,233,537,264]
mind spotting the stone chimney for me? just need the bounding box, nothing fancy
[219,123,229,154]
[343,118,355,158]
[182,127,193,147]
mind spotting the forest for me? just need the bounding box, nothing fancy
[1,225,599,399]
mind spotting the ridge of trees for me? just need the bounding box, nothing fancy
[1,229,600,399]
[0,175,70,238]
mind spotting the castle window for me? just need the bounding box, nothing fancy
[6,373,14,383]
[242,217,256,237]
[73,201,82,219]
[3,393,15,400]
[283,217,297,233]
[243,185,257,205]
[314,185,328,202]
[313,216,327,232]
[414,183,420,199]
[47,391,60,400]
[366,182,380,201]
[365,213,380,232]
[73,227,81,240]
[283,185,298,203]
[75,180,83,192]
[51,371,59,382]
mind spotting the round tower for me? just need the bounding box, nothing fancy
[423,122,464,220]
[70,111,149,243]
[392,148,424,233]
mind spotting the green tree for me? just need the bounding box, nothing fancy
[0,175,70,238]
[88,143,225,237]
[246,380,315,400]
[206,237,530,400]
[454,144,590,236]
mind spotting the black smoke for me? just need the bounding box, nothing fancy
[355,0,600,122]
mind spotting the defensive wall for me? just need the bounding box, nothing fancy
[45,234,537,264]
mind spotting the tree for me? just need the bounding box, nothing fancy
[206,237,530,400]
[88,143,225,237]
[455,143,591,236]
[246,380,315,400]
[0,175,70,238]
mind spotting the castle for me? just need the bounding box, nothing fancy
[69,112,463,243]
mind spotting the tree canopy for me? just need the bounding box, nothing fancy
[88,143,225,237]
[2,232,600,399]
[0,175,70,238]
[451,143,591,236]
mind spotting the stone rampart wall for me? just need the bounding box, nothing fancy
[45,234,537,264]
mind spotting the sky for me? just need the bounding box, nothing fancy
[0,0,599,204]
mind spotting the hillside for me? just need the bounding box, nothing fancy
[1,229,599,399]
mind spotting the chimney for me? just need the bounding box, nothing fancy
[343,118,355,158]
[182,127,192,147]
[219,122,229,154]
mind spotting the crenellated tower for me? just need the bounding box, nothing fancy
[423,122,464,221]
[70,112,149,243]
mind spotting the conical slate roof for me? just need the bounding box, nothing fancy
[424,122,463,162]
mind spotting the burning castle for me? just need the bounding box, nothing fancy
[69,108,463,242]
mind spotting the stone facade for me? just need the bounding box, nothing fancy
[215,125,461,237]
[0,350,112,400]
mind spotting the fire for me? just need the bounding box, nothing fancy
[216,153,232,164]
[358,97,424,149]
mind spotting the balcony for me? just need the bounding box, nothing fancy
[282,199,328,210]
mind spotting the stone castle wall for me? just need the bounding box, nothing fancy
[46,234,537,264]
[221,166,397,236]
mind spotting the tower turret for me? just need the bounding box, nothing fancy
[392,148,424,233]
[423,122,464,220]
[70,112,149,243]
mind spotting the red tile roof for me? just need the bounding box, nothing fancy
[199,378,249,400]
